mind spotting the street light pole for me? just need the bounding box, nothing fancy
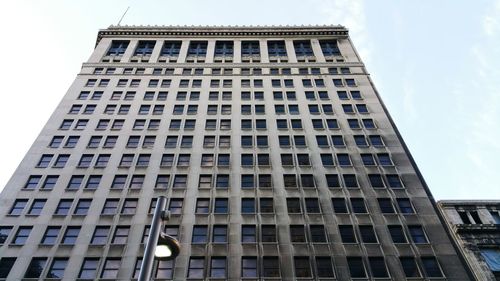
[138,196,167,281]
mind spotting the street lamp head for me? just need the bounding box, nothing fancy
[154,233,180,260]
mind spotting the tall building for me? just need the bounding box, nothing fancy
[0,25,473,280]
[438,200,500,280]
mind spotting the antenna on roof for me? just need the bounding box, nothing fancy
[117,6,130,26]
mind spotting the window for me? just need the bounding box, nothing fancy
[42,175,58,189]
[369,257,389,278]
[347,257,366,278]
[25,257,47,278]
[85,175,102,189]
[241,198,255,214]
[216,175,230,189]
[95,154,110,167]
[320,40,340,56]
[47,258,68,279]
[287,198,301,214]
[161,41,181,56]
[260,198,274,213]
[214,198,228,214]
[359,225,377,243]
[100,258,121,279]
[52,154,69,168]
[388,225,407,243]
[400,257,421,277]
[321,154,334,166]
[112,226,129,244]
[387,174,404,188]
[293,257,311,277]
[242,257,257,277]
[101,199,119,215]
[188,41,208,57]
[91,226,110,245]
[198,175,212,188]
[62,226,80,245]
[28,199,46,215]
[195,199,209,214]
[321,175,338,189]
[378,198,395,213]
[297,154,310,166]
[397,198,415,214]
[350,198,367,213]
[12,226,31,245]
[290,225,306,243]
[54,199,72,216]
[169,198,183,215]
[192,225,208,244]
[305,198,320,213]
[155,259,174,279]
[9,199,28,215]
[339,225,356,243]
[241,175,254,189]
[332,198,348,213]
[409,225,428,243]
[263,256,280,277]
[369,174,385,188]
[242,225,256,243]
[188,257,205,278]
[316,257,335,278]
[301,174,315,188]
[261,225,277,243]
[310,225,327,242]
[377,153,394,166]
[343,174,358,188]
[79,258,99,279]
[0,226,12,244]
[74,199,91,215]
[122,199,138,214]
[49,136,64,148]
[210,257,227,278]
[421,257,444,277]
[268,40,287,57]
[37,154,53,168]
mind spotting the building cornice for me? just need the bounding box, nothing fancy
[96,25,349,46]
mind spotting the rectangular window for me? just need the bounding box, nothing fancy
[62,226,80,245]
[347,257,366,278]
[294,257,311,277]
[47,258,68,279]
[24,257,47,278]
[12,226,32,245]
[210,257,227,278]
[263,256,280,277]
[79,258,99,279]
[339,225,356,243]
[242,225,256,243]
[188,257,205,278]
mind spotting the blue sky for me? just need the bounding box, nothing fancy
[0,0,498,199]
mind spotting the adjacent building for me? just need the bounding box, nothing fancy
[0,25,474,280]
[439,200,500,280]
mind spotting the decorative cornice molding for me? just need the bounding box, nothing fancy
[96,25,349,46]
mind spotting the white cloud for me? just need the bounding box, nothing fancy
[312,0,370,63]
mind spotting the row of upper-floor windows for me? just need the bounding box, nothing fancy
[93,66,352,75]
[85,77,358,88]
[67,102,370,116]
[455,208,500,225]
[22,170,404,192]
[34,150,396,170]
[48,133,385,150]
[105,39,342,58]
[58,117,378,132]
[1,222,426,251]
[78,89,363,102]
[6,195,413,220]
[0,254,445,279]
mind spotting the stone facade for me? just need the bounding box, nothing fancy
[0,25,473,280]
[439,200,500,281]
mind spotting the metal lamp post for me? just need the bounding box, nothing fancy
[138,196,181,281]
